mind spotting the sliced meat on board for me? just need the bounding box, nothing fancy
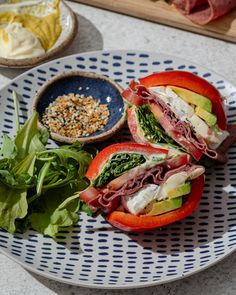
[173,0,236,24]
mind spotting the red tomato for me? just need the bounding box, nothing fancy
[127,107,150,145]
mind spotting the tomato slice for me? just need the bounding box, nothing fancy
[163,153,190,169]
[139,70,226,130]
[80,186,100,203]
[127,107,150,145]
[85,143,169,181]
[107,174,204,232]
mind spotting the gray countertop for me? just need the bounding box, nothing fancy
[0,1,236,294]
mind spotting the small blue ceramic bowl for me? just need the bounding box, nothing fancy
[32,71,126,144]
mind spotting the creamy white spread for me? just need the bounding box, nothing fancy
[0,22,45,59]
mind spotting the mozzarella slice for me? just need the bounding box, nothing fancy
[158,172,188,200]
[149,86,227,146]
[125,184,160,215]
[150,86,194,120]
[125,173,188,215]
[188,114,219,144]
[189,167,205,179]
[209,129,229,149]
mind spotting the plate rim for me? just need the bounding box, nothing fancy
[0,49,236,289]
[0,246,235,289]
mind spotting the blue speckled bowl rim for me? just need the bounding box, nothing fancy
[31,70,127,144]
[0,49,236,289]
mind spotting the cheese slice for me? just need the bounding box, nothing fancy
[149,86,227,146]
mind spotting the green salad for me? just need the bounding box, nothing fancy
[0,92,95,237]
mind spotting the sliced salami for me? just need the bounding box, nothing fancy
[173,0,236,25]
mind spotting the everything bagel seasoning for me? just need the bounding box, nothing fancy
[42,93,110,137]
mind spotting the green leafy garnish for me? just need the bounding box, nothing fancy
[93,153,146,188]
[136,104,175,144]
[0,91,94,237]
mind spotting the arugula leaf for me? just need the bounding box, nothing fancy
[14,112,40,161]
[0,170,35,189]
[29,209,77,237]
[0,184,27,233]
[93,153,146,188]
[12,152,36,175]
[0,135,17,159]
[28,182,92,237]
[137,104,175,144]
[0,92,94,238]
[36,161,51,196]
[29,132,47,154]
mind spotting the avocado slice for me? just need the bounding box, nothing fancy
[195,106,217,127]
[167,182,191,199]
[146,197,182,216]
[169,86,212,112]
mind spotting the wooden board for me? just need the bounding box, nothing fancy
[73,0,236,43]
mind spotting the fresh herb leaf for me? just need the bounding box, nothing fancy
[28,182,93,237]
[36,161,52,196]
[0,135,17,159]
[0,93,94,238]
[93,153,146,188]
[14,112,40,161]
[0,184,27,233]
[137,104,175,144]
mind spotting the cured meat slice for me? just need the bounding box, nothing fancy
[81,154,199,214]
[174,0,207,13]
[130,83,218,161]
[173,0,236,25]
[85,164,203,214]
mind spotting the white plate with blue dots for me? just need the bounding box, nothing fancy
[0,50,236,289]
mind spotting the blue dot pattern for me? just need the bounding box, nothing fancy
[0,50,236,289]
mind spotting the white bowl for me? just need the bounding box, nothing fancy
[0,0,78,68]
